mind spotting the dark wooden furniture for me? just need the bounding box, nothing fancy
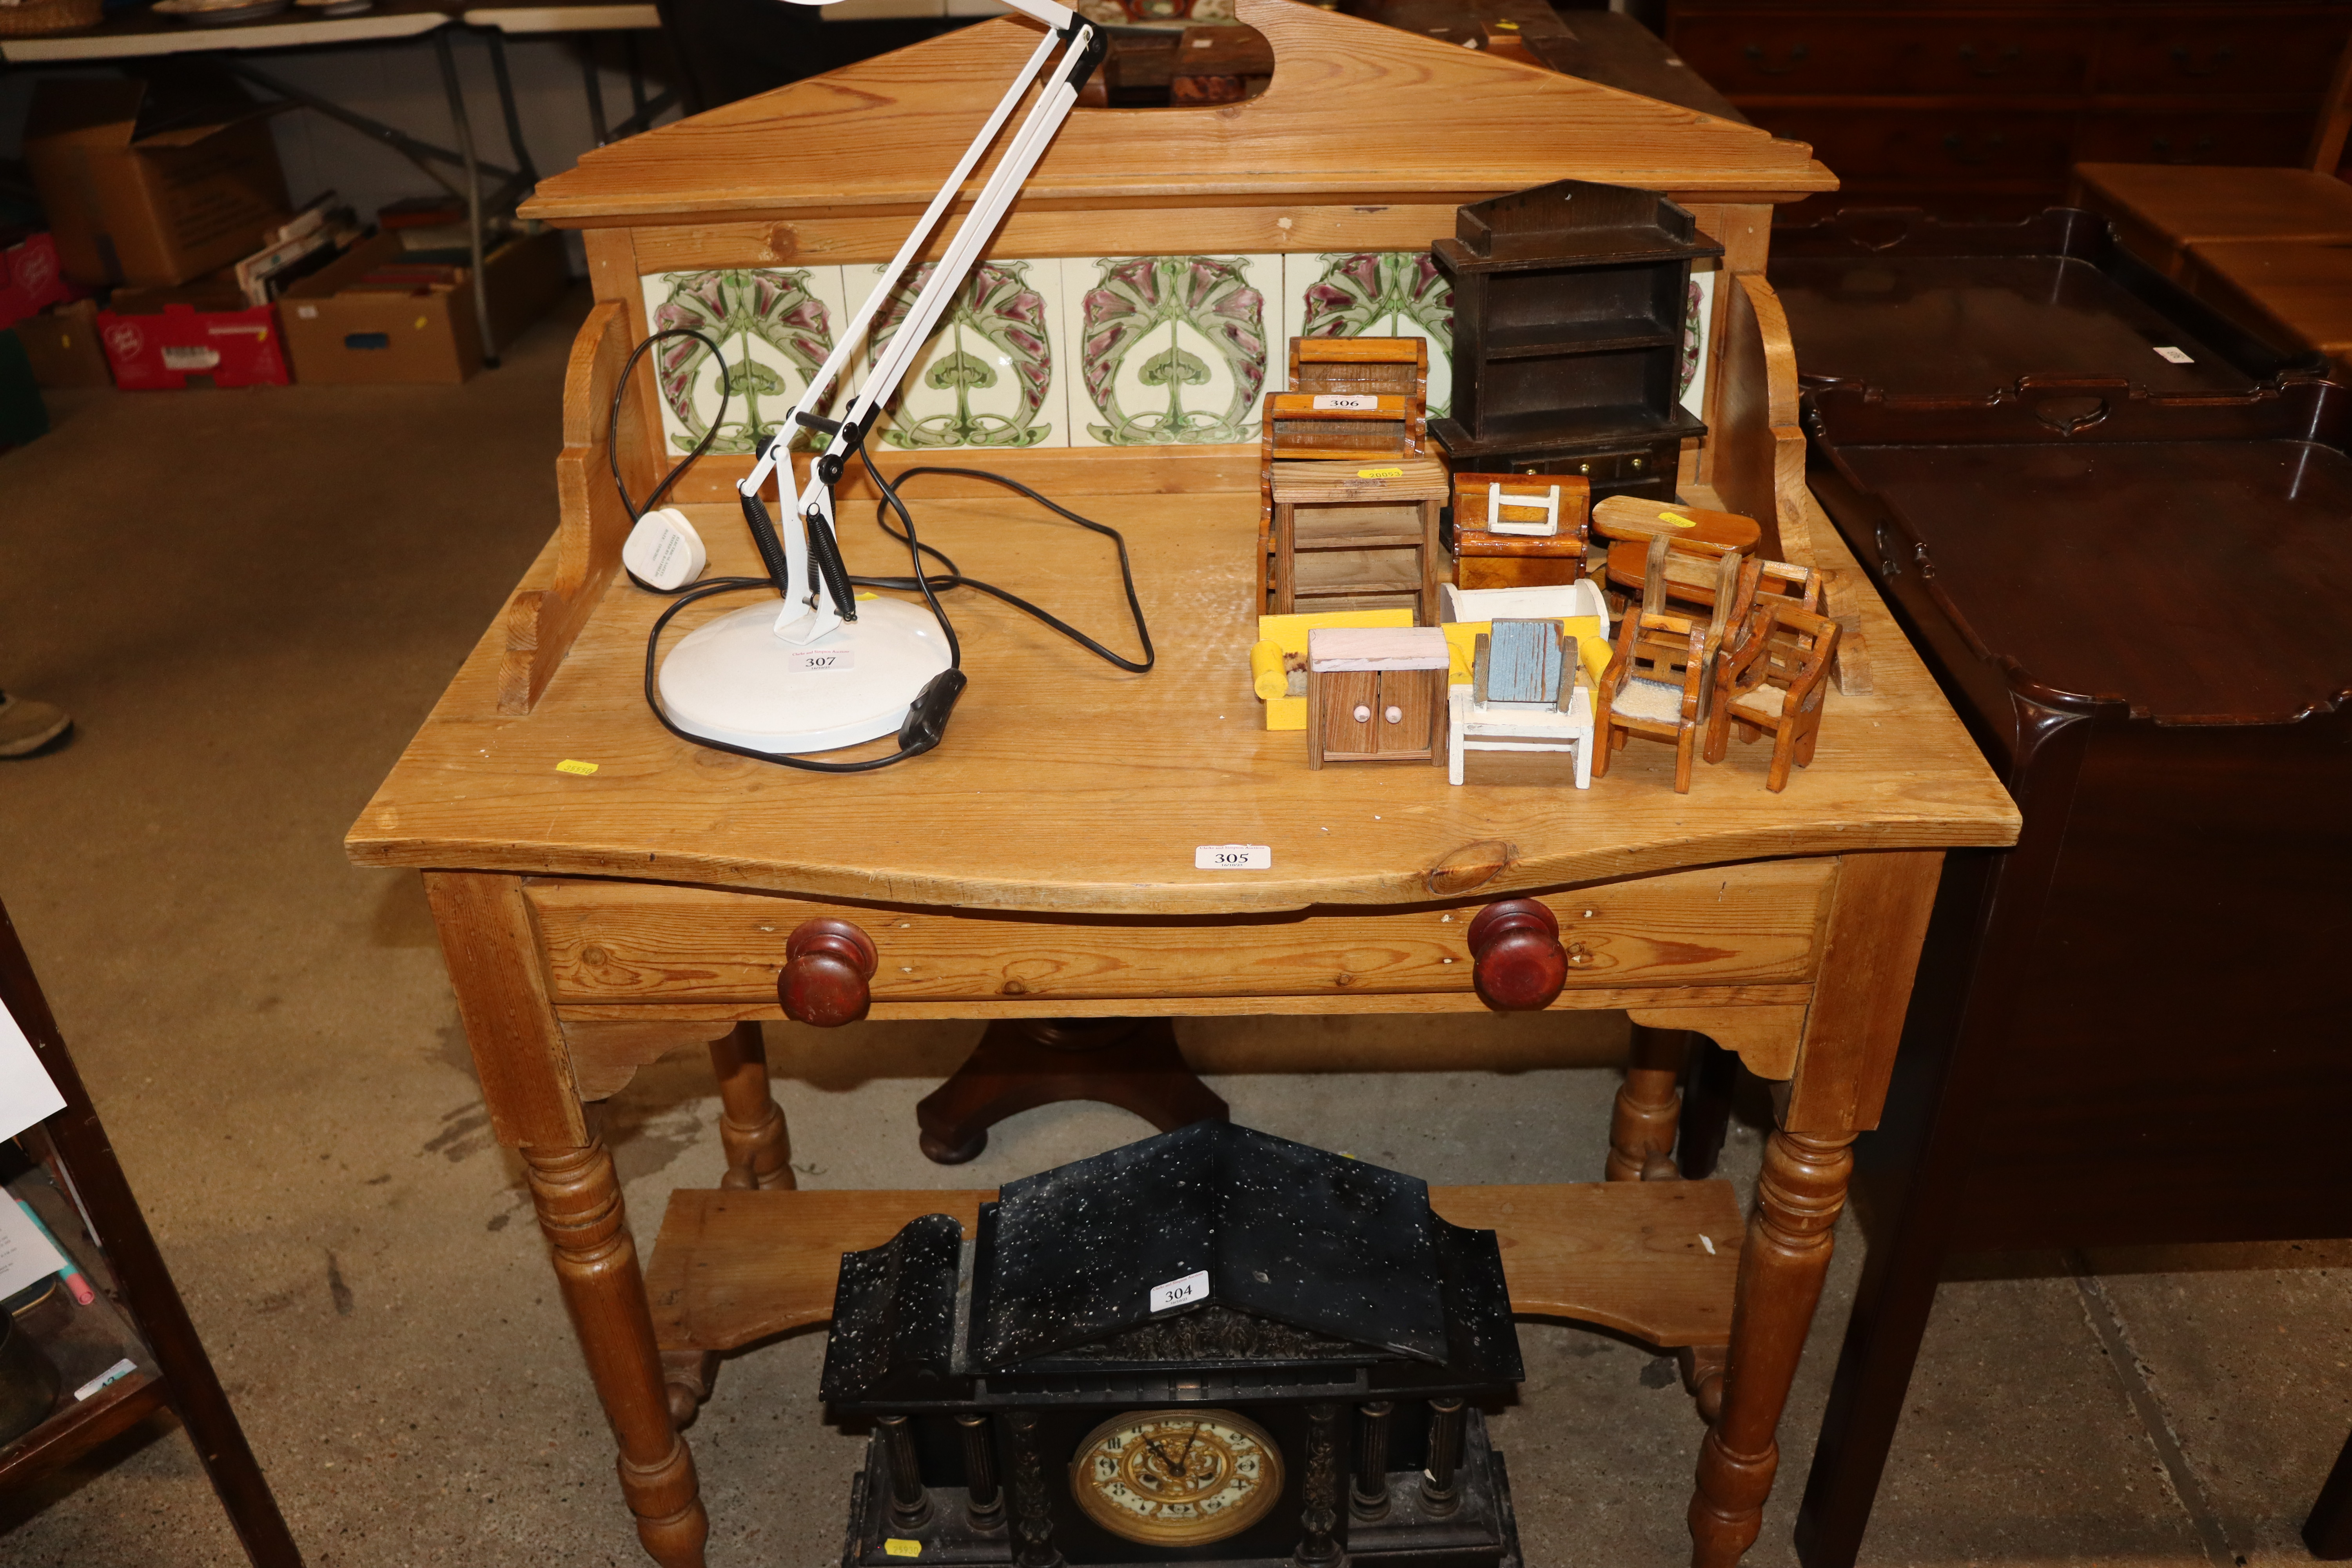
[2172,238,2352,383]
[1668,0,2352,224]
[0,897,301,1566]
[1786,377,2352,1568]
[2071,30,2352,272]
[1768,205,2326,398]
[1432,178,1720,503]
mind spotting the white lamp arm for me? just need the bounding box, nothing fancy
[752,9,1104,643]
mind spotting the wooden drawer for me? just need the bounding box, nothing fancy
[2073,111,2316,169]
[523,860,1838,1008]
[2094,16,2352,99]
[1760,108,2077,185]
[1671,18,2097,99]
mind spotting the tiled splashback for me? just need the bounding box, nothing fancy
[639,252,1715,457]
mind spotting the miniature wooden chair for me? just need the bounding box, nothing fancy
[1593,609,1713,793]
[1448,619,1593,787]
[1703,600,1842,792]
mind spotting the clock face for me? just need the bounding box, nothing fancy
[1068,1407,1285,1545]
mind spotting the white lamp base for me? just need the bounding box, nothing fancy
[657,597,953,755]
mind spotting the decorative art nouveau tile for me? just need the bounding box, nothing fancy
[1059,253,1279,447]
[1279,251,1456,419]
[640,267,852,456]
[1680,263,1717,419]
[848,257,1068,452]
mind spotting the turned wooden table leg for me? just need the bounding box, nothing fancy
[1610,1022,1691,1181]
[1690,1128,1854,1568]
[708,1021,794,1191]
[529,1137,710,1568]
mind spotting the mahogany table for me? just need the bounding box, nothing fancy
[345,288,2014,1566]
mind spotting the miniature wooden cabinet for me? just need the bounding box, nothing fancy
[1305,625,1450,766]
[1271,457,1449,621]
[1432,180,1722,503]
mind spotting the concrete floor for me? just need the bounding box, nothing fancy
[0,289,2345,1568]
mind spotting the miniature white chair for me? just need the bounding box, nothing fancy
[1446,619,1594,788]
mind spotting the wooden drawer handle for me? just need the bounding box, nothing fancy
[778,918,878,1027]
[1466,899,1567,1011]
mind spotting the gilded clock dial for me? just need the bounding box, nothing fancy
[1068,1407,1285,1545]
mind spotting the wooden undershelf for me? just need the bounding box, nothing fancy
[645,1179,1745,1357]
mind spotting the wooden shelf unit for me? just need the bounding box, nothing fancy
[1432,180,1721,502]
[643,1179,1748,1359]
[1269,457,1450,621]
[0,899,299,1566]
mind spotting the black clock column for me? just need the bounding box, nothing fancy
[1422,1399,1468,1516]
[1294,1403,1345,1568]
[1004,1410,1063,1568]
[959,1415,1006,1528]
[1351,1401,1395,1521]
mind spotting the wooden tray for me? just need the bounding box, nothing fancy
[1769,206,2326,400]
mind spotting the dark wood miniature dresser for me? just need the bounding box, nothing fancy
[1666,1,2352,221]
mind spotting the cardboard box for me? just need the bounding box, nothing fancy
[23,69,292,289]
[99,281,288,390]
[279,228,570,384]
[13,300,113,389]
[0,234,79,330]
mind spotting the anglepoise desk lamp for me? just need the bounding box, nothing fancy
[646,0,1107,757]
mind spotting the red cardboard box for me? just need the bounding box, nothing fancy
[0,234,78,331]
[99,296,288,390]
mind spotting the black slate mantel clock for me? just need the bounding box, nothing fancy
[820,1122,1526,1567]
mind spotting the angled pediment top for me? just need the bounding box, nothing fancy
[524,0,1833,226]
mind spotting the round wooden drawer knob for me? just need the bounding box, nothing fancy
[778,918,878,1027]
[1466,899,1566,1012]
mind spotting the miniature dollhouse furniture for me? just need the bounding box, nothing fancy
[342,8,2022,1567]
[1594,608,1715,793]
[1292,335,1428,403]
[1705,599,1840,792]
[1269,457,1450,621]
[1432,179,1723,502]
[1448,619,1595,788]
[1449,470,1590,590]
[1305,625,1449,767]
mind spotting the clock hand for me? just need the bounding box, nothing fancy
[1178,1421,1205,1473]
[1142,1436,1181,1479]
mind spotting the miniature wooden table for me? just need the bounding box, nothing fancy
[348,425,2015,1566]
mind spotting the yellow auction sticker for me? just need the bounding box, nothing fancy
[1356,466,1405,479]
[885,1541,922,1558]
[1656,512,1699,528]
[555,759,599,776]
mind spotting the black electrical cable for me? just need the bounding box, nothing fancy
[856,460,1155,676]
[610,328,728,528]
[613,330,1153,771]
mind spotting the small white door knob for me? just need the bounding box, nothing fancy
[1384,705,1403,724]
[1352,704,1372,723]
